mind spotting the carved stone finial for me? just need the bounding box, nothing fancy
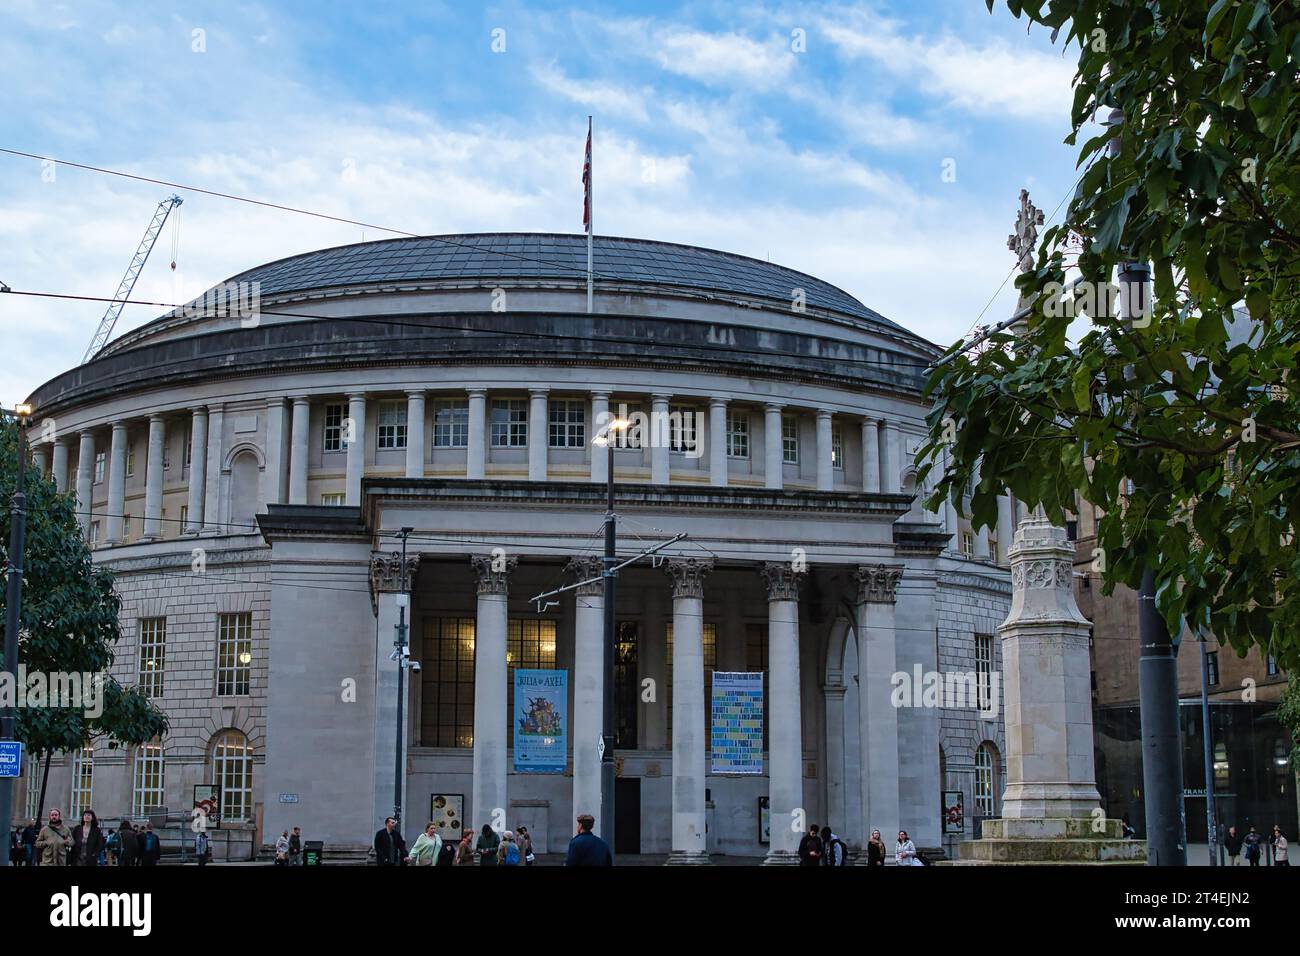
[854,564,903,605]
[665,557,714,599]
[1007,188,1045,274]
[471,553,517,595]
[760,562,805,602]
[1001,510,1090,628]
[566,556,605,596]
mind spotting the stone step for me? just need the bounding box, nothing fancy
[960,838,1146,863]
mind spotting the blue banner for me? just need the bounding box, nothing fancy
[711,672,764,775]
[513,669,567,773]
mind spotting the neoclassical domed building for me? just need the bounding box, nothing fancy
[22,233,1015,862]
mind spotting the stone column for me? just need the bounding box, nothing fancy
[590,391,610,484]
[142,415,165,540]
[51,438,70,493]
[288,397,310,505]
[105,421,128,545]
[709,398,728,487]
[202,405,224,533]
[854,564,903,860]
[567,556,606,834]
[467,388,487,480]
[641,587,667,750]
[764,403,784,490]
[471,553,516,834]
[527,387,549,481]
[880,421,901,493]
[263,398,288,506]
[345,393,366,506]
[650,394,671,485]
[370,551,420,834]
[815,410,834,491]
[996,494,1014,565]
[665,557,714,864]
[761,562,805,864]
[31,445,48,480]
[75,430,96,536]
[861,418,881,493]
[405,390,426,479]
[184,408,207,533]
[823,682,848,839]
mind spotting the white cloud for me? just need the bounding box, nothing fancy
[652,27,797,88]
[530,62,650,123]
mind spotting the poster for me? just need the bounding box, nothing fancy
[193,784,222,830]
[513,669,568,773]
[943,790,964,834]
[710,671,764,775]
[429,793,464,841]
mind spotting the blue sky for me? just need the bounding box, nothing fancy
[1,0,1087,401]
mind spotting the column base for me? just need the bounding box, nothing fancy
[663,851,713,866]
[761,849,800,866]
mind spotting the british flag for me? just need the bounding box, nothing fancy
[582,117,592,233]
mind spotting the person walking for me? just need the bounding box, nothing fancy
[1224,825,1243,866]
[819,826,848,866]
[797,824,823,866]
[476,823,501,867]
[517,825,536,866]
[70,810,105,866]
[866,829,888,867]
[895,830,922,866]
[1272,826,1289,867]
[455,830,475,866]
[564,814,612,866]
[8,826,21,866]
[117,820,140,867]
[139,822,162,866]
[373,817,406,866]
[21,819,38,866]
[35,809,72,867]
[195,828,212,866]
[407,822,443,867]
[274,830,290,865]
[289,826,303,866]
[497,830,521,866]
[1244,826,1263,867]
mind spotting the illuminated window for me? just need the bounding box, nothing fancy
[211,731,253,824]
[507,618,559,715]
[132,742,165,817]
[421,618,476,748]
[376,401,408,450]
[975,743,998,816]
[216,612,253,696]
[69,745,94,818]
[138,617,166,697]
[615,621,639,749]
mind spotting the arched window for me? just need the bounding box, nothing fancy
[69,745,94,818]
[132,741,166,817]
[211,730,253,824]
[975,742,999,816]
[228,451,260,528]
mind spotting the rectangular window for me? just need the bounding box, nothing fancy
[162,441,170,471]
[421,617,476,748]
[323,403,345,453]
[94,452,106,484]
[125,443,135,478]
[1206,651,1220,686]
[1267,654,1278,677]
[376,400,408,450]
[491,399,528,448]
[433,399,469,448]
[615,621,639,749]
[25,766,41,819]
[183,426,192,467]
[138,617,166,697]
[123,514,132,540]
[548,399,586,448]
[70,745,94,819]
[975,634,995,711]
[180,506,188,529]
[726,412,749,459]
[132,743,165,817]
[216,612,253,696]
[90,521,100,544]
[782,415,799,464]
[506,618,559,716]
[962,531,974,557]
[669,405,698,454]
[831,423,843,470]
[321,492,346,506]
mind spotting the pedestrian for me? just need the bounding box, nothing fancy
[476,823,500,867]
[1244,825,1263,867]
[289,826,303,866]
[21,819,38,866]
[274,830,290,865]
[140,822,162,865]
[1224,825,1243,866]
[455,830,475,866]
[564,814,612,866]
[797,824,823,866]
[1272,826,1289,867]
[373,817,406,866]
[517,825,536,866]
[407,822,442,867]
[437,830,458,866]
[1120,813,1136,839]
[497,829,522,866]
[70,810,105,866]
[895,830,922,866]
[866,828,887,867]
[35,809,72,867]
[196,828,212,866]
[117,820,140,866]
[8,826,21,866]
[819,826,848,866]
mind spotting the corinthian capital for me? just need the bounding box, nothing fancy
[471,552,517,595]
[760,562,805,602]
[665,557,714,599]
[565,556,605,596]
[854,564,903,605]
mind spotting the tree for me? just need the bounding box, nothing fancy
[1,419,168,816]
[1279,674,1300,773]
[920,1,1300,668]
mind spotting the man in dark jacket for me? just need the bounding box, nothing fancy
[797,825,823,866]
[564,814,612,866]
[21,820,39,866]
[139,822,162,865]
[374,817,406,866]
[117,821,140,866]
[1224,825,1244,865]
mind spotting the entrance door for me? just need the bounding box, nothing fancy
[614,778,641,855]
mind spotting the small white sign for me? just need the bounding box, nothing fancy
[596,735,605,760]
[278,793,299,804]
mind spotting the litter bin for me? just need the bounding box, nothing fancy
[303,840,324,866]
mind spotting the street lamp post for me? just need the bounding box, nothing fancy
[0,402,33,865]
[593,418,629,843]
[393,526,414,834]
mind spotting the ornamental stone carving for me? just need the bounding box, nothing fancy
[368,551,420,615]
[566,556,606,597]
[665,557,714,599]
[471,553,517,595]
[760,562,805,602]
[854,564,904,605]
[1001,509,1090,629]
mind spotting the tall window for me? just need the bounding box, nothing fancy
[421,618,476,748]
[726,412,749,458]
[1267,654,1278,677]
[162,440,170,471]
[433,399,469,447]
[90,521,100,544]
[548,400,586,448]
[323,403,345,452]
[216,612,253,696]
[782,415,799,464]
[125,442,135,478]
[614,622,639,749]
[669,405,698,453]
[94,452,106,483]
[506,619,559,716]
[376,401,408,450]
[25,766,41,819]
[70,745,93,818]
[211,731,253,824]
[491,399,528,447]
[183,426,192,467]
[1206,651,1220,686]
[961,531,975,557]
[975,634,994,711]
[974,743,997,815]
[831,423,843,469]
[666,622,718,744]
[132,742,166,817]
[138,617,166,697]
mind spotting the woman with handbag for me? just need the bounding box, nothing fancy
[407,822,442,866]
[275,830,291,866]
[517,825,536,866]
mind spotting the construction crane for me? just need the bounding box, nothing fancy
[82,194,183,364]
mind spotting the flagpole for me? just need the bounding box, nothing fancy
[586,115,593,315]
